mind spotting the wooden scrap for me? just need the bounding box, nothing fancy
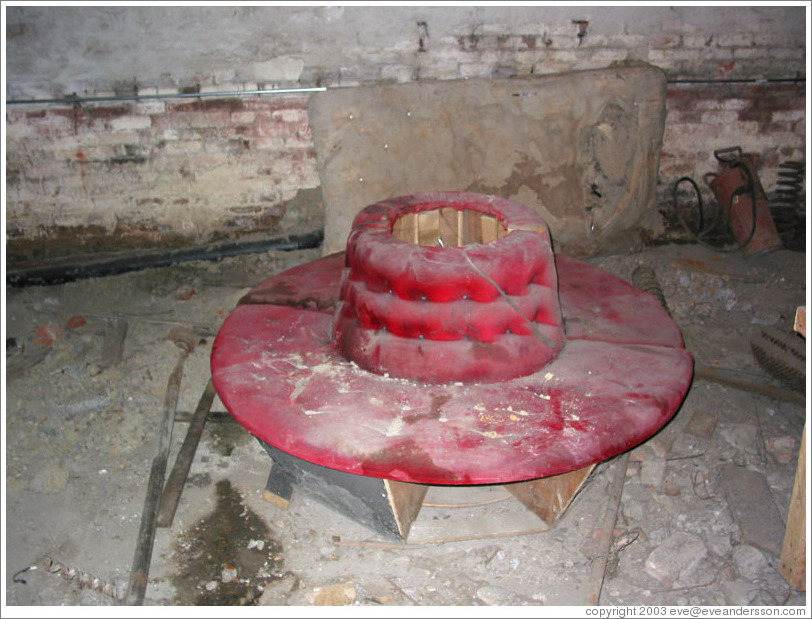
[781,308,806,590]
[157,379,217,528]
[384,479,428,541]
[694,362,805,406]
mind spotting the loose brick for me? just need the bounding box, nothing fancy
[645,531,707,587]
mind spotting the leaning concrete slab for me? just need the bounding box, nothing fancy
[309,64,667,257]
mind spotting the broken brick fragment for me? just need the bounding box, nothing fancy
[35,323,65,346]
[66,314,87,330]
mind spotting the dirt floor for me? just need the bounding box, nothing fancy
[2,239,809,614]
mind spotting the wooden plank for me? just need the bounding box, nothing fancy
[780,305,806,589]
[417,209,440,246]
[392,212,418,244]
[505,464,596,526]
[457,209,464,246]
[126,343,190,605]
[506,223,547,241]
[480,215,499,244]
[780,424,807,590]
[422,484,513,508]
[462,209,481,245]
[384,480,428,540]
[694,363,805,406]
[438,207,459,247]
[157,379,217,528]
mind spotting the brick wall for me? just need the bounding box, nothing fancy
[660,82,805,236]
[6,96,323,262]
[5,6,806,263]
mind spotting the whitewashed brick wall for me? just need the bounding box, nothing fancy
[5,6,806,260]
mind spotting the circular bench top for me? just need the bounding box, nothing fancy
[211,252,693,485]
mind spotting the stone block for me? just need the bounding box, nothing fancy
[766,435,797,465]
[733,544,769,581]
[645,531,707,587]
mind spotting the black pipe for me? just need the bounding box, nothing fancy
[5,229,324,288]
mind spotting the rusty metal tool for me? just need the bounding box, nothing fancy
[126,326,197,605]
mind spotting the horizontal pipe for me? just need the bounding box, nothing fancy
[6,86,327,106]
[6,229,324,288]
[7,76,804,106]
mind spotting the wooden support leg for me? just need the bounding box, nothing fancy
[505,463,596,526]
[384,479,428,540]
[257,441,595,541]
